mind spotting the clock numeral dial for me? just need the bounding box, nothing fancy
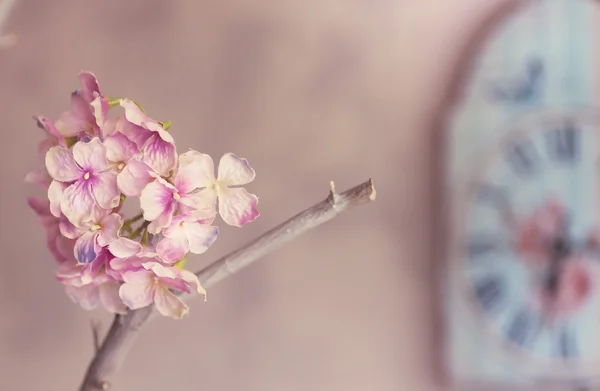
[505,308,540,348]
[545,122,580,164]
[505,139,540,177]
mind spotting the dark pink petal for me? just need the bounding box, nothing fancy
[142,134,177,177]
[217,153,256,186]
[78,71,101,103]
[48,180,67,218]
[60,180,97,226]
[97,213,123,247]
[92,170,121,209]
[45,146,82,182]
[55,93,96,137]
[117,159,154,197]
[156,236,188,264]
[174,150,214,193]
[104,132,141,163]
[27,196,50,217]
[119,120,152,148]
[218,187,260,227]
[98,282,127,314]
[185,223,219,255]
[72,137,108,172]
[74,231,100,264]
[52,231,76,264]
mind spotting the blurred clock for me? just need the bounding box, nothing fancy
[442,0,600,389]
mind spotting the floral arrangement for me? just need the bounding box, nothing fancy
[25,71,260,319]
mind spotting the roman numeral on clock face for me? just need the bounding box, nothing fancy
[505,139,539,177]
[505,308,540,347]
[545,122,580,164]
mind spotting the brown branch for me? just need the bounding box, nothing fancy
[78,178,376,391]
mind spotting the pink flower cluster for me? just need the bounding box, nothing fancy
[26,71,260,319]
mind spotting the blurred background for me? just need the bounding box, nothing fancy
[0,0,539,390]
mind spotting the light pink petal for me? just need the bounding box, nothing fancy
[156,236,189,263]
[119,280,154,309]
[122,269,154,283]
[91,96,109,128]
[118,119,152,148]
[55,93,95,137]
[179,269,206,296]
[47,180,66,218]
[178,190,218,219]
[120,99,148,126]
[174,150,214,193]
[109,237,142,258]
[218,187,260,227]
[74,231,100,264]
[60,181,97,226]
[147,207,175,235]
[117,159,154,197]
[78,71,101,103]
[51,232,76,264]
[65,284,100,310]
[97,213,123,247]
[142,134,177,177]
[140,178,175,221]
[72,137,108,171]
[92,170,121,209]
[143,261,179,279]
[160,214,189,237]
[104,132,141,163]
[45,146,82,182]
[217,153,256,186]
[34,115,63,141]
[154,285,189,319]
[99,282,127,314]
[25,165,52,188]
[186,223,219,255]
[59,214,84,239]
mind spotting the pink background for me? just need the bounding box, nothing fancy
[0,0,591,390]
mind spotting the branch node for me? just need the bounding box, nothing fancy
[100,381,111,390]
[368,178,376,201]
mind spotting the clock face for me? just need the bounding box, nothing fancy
[455,108,600,380]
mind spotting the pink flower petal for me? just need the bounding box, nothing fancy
[99,282,127,314]
[27,196,50,217]
[72,137,108,171]
[74,231,100,264]
[143,261,179,279]
[156,236,188,263]
[153,285,189,319]
[97,213,123,247]
[186,222,219,255]
[117,159,154,197]
[178,190,218,219]
[119,279,154,309]
[65,284,100,310]
[179,269,206,296]
[92,170,121,209]
[217,153,256,186]
[218,187,260,227]
[119,119,152,148]
[140,178,175,221]
[25,166,52,189]
[59,214,84,239]
[47,180,66,218]
[142,133,177,177]
[50,229,76,264]
[55,93,95,137]
[148,208,175,235]
[174,150,215,193]
[60,180,97,226]
[109,237,142,258]
[78,71,101,103]
[104,132,141,163]
[45,146,82,182]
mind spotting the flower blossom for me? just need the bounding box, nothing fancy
[28,197,75,264]
[140,150,216,234]
[119,99,177,177]
[156,213,219,263]
[45,137,121,225]
[192,152,259,227]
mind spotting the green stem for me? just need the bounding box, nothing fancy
[107,97,146,114]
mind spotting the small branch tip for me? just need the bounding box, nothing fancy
[368,178,376,201]
[100,381,110,390]
[329,180,336,194]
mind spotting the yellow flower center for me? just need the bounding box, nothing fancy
[173,192,181,200]
[83,172,91,180]
[117,162,126,171]
[90,224,102,232]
